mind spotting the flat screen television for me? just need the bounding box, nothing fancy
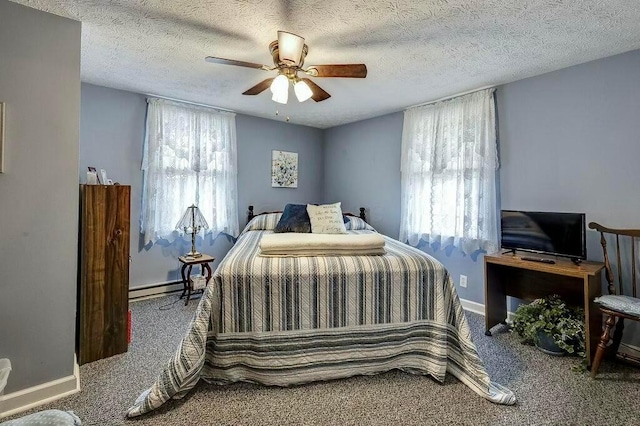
[500,210,586,261]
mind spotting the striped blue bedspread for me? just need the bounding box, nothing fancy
[127,229,515,417]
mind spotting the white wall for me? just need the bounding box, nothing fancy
[0,2,81,394]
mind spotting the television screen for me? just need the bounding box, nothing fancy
[500,210,586,260]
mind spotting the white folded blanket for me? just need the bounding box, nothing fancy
[260,233,386,257]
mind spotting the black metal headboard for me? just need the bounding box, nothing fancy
[247,205,366,224]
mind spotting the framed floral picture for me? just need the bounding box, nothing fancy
[271,150,298,188]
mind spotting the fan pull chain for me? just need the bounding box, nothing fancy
[274,110,291,122]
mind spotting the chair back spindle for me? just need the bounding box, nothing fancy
[615,235,623,295]
[632,236,637,298]
[598,231,615,295]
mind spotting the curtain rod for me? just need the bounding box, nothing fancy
[406,84,496,110]
[145,93,235,113]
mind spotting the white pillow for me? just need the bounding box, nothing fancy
[307,202,348,234]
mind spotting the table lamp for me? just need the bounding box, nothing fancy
[176,204,209,258]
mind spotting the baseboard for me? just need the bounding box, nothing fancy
[459,298,516,322]
[0,356,80,419]
[129,280,183,301]
[459,298,485,316]
[620,342,640,355]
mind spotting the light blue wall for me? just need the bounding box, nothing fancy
[0,2,81,393]
[324,49,640,308]
[236,114,324,215]
[80,84,324,289]
[497,49,640,226]
[323,112,403,236]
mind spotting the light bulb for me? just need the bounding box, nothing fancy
[272,91,288,104]
[270,74,288,94]
[294,80,313,102]
[270,74,289,104]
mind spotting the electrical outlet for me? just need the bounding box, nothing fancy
[460,275,468,288]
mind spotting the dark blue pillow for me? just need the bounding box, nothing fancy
[273,204,311,233]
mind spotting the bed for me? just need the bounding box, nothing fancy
[127,207,515,417]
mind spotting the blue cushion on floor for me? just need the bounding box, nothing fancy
[594,295,640,316]
[0,410,81,425]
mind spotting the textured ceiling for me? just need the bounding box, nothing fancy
[11,0,640,128]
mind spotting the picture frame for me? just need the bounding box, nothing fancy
[0,102,5,173]
[271,150,298,188]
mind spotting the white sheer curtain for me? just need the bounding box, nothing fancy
[141,98,239,244]
[399,89,498,255]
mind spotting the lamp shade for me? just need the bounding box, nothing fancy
[271,74,289,104]
[294,80,313,102]
[176,204,209,258]
[277,31,305,66]
[176,205,209,232]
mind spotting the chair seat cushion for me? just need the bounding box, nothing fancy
[594,295,640,317]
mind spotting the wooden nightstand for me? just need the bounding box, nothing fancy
[178,254,214,305]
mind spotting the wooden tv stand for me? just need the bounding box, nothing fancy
[484,252,604,366]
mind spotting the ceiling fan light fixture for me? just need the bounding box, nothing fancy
[271,74,289,104]
[294,80,313,102]
[277,31,305,66]
[205,31,367,104]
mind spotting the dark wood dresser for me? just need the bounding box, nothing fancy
[77,184,130,365]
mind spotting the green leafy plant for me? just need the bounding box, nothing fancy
[512,295,586,358]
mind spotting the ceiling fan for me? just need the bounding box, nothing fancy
[205,31,367,104]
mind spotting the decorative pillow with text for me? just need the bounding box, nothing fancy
[307,202,348,234]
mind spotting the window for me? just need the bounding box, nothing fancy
[141,98,239,244]
[399,89,498,255]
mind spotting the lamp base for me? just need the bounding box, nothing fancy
[185,251,203,258]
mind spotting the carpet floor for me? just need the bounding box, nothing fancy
[4,294,639,425]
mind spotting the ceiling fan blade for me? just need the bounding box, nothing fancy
[205,56,268,70]
[306,64,367,78]
[242,78,274,95]
[301,78,331,102]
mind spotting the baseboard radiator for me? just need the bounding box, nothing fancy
[129,280,183,301]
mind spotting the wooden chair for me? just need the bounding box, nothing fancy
[588,222,640,378]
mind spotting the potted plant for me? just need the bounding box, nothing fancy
[511,295,586,359]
